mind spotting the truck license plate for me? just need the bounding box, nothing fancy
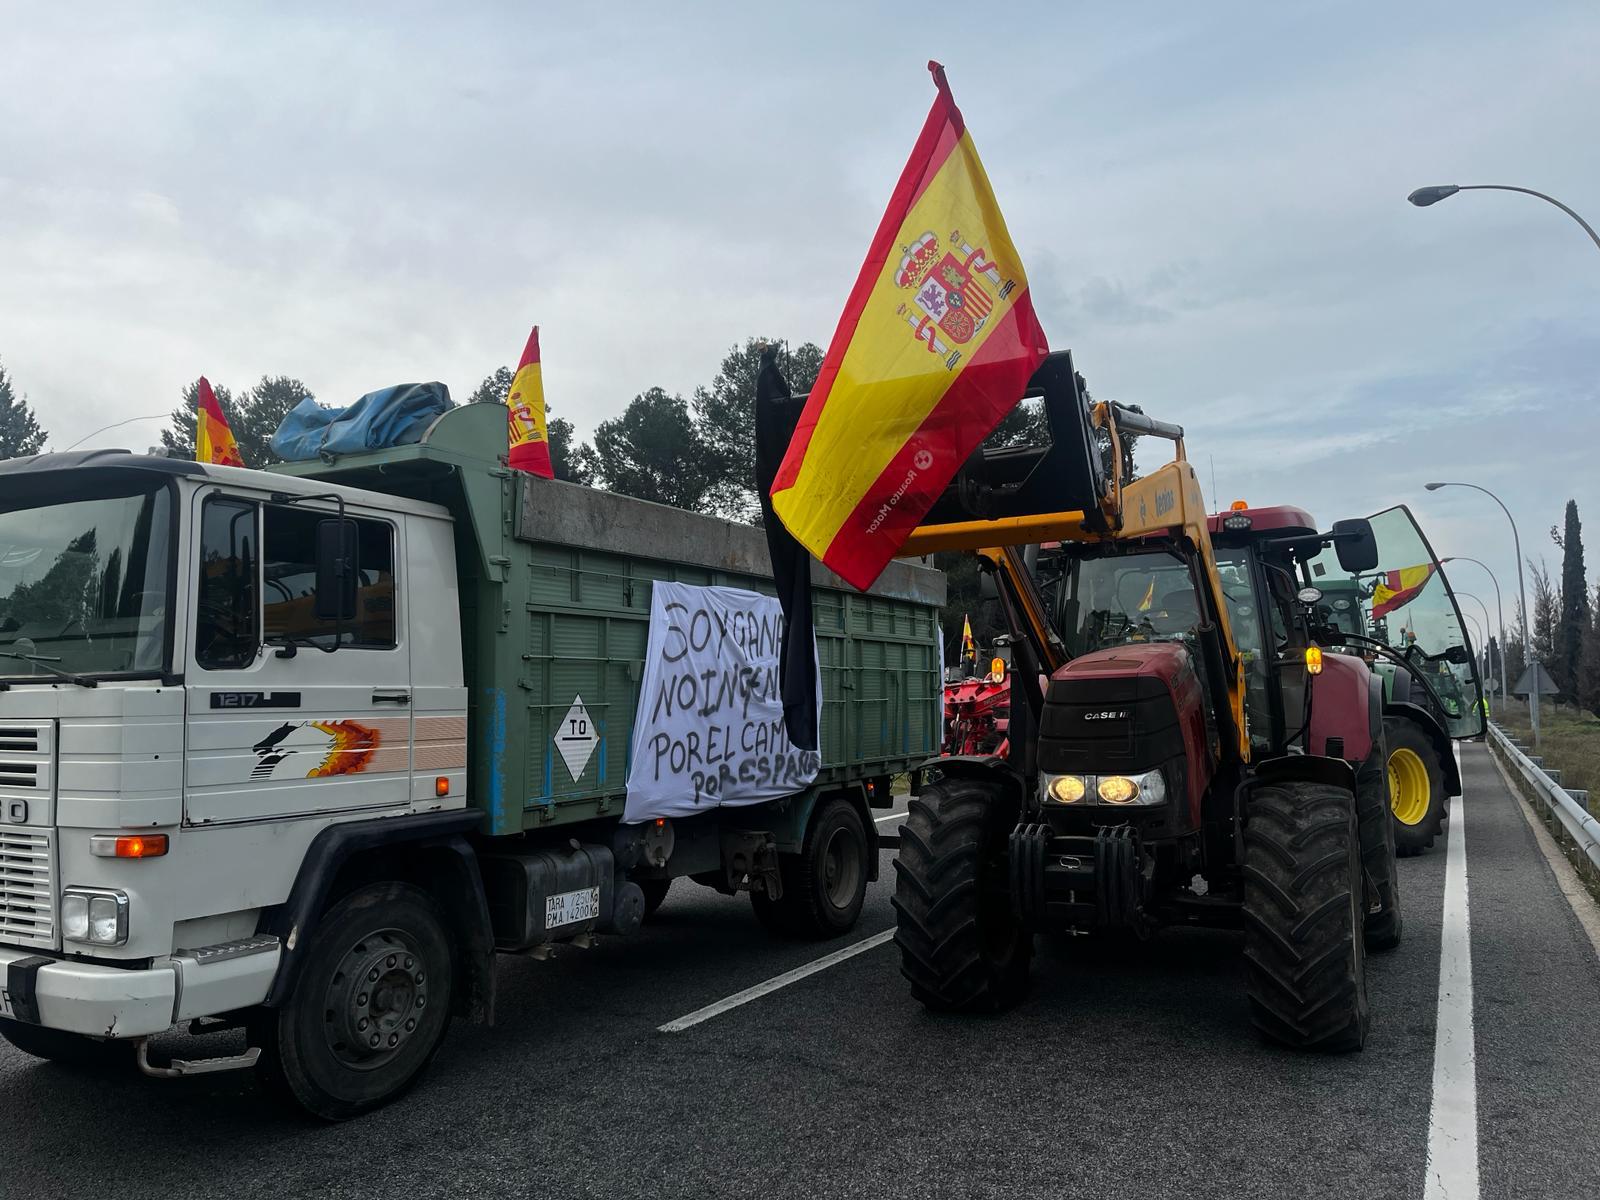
[545,887,599,929]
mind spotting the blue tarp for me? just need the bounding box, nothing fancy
[270,382,454,461]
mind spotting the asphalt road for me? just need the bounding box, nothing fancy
[4,742,1598,1199]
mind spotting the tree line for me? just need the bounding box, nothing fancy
[0,342,1069,647]
[1501,497,1600,716]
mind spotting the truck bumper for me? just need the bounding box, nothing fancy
[2,945,178,1038]
[1,939,280,1039]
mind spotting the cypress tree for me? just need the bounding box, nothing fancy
[1558,500,1589,699]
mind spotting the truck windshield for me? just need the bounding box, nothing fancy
[1052,548,1200,657]
[0,483,172,679]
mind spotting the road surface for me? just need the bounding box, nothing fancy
[3,743,1597,1199]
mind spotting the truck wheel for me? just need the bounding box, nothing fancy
[751,797,869,939]
[892,777,1031,1013]
[0,1019,135,1071]
[1356,748,1404,952]
[639,878,672,920]
[1243,781,1369,1052]
[1386,717,1445,857]
[252,882,454,1121]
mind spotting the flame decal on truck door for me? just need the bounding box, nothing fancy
[251,719,381,779]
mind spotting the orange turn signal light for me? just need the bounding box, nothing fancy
[1305,645,1324,676]
[89,834,168,859]
[1230,499,1249,512]
[435,776,450,797]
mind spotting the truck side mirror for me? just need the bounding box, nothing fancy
[314,518,359,622]
[1331,518,1378,574]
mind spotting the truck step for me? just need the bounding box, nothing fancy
[136,1039,262,1079]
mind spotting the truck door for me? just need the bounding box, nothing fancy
[185,490,413,825]
[1306,504,1485,740]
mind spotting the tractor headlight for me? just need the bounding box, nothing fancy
[61,887,129,947]
[1041,768,1166,807]
[1043,774,1088,804]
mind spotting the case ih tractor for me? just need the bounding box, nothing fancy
[891,352,1409,1051]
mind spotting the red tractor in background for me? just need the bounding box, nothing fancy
[942,637,1012,756]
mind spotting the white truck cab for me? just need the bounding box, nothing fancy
[0,451,465,1060]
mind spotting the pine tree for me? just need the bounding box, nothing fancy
[467,367,586,483]
[0,357,48,459]
[160,376,312,466]
[1530,559,1559,686]
[1579,580,1600,718]
[1556,500,1588,697]
[575,387,713,509]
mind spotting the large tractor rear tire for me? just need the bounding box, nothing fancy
[1356,746,1404,952]
[1242,781,1370,1052]
[892,777,1031,1013]
[1386,717,1445,857]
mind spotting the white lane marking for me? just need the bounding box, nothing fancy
[1424,750,1479,1200]
[658,928,895,1033]
[875,810,909,825]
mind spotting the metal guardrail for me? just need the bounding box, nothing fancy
[1488,721,1600,874]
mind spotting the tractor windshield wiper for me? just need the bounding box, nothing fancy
[0,650,99,688]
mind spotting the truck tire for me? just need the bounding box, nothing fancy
[639,878,672,920]
[1242,781,1369,1052]
[252,882,454,1121]
[1386,717,1445,857]
[0,1019,135,1071]
[892,777,1031,1013]
[1356,748,1404,952]
[751,797,869,939]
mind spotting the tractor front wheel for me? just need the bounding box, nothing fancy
[1243,780,1370,1052]
[1386,717,1445,857]
[892,777,1031,1013]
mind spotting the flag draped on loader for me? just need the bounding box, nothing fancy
[1372,564,1437,618]
[507,326,554,478]
[770,61,1049,590]
[195,376,244,467]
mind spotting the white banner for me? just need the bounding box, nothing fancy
[625,582,821,823]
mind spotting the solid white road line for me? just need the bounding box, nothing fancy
[658,928,896,1033]
[1424,748,1479,1200]
[875,810,909,825]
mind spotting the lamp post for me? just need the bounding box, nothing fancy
[1442,556,1508,711]
[1454,590,1495,707]
[1407,184,1600,254]
[1426,482,1536,744]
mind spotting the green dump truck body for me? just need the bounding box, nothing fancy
[271,403,945,838]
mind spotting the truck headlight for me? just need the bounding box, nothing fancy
[61,887,129,947]
[1041,768,1167,807]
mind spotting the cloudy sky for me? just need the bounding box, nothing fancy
[4,2,1597,632]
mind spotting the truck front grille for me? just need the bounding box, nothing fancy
[0,826,55,948]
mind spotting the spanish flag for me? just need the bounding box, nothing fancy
[770,62,1048,590]
[962,613,976,665]
[1372,564,1437,619]
[507,326,554,478]
[195,377,244,467]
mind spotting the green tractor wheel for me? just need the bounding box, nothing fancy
[1385,717,1445,857]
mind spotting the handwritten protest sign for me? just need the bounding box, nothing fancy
[625,582,821,823]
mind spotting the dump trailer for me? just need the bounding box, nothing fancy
[0,402,942,1118]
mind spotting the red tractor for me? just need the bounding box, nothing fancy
[892,352,1408,1051]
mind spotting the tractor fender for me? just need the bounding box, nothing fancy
[1383,700,1462,797]
[923,754,1028,808]
[1307,651,1374,764]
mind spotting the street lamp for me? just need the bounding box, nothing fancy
[1426,481,1537,744]
[1454,590,1494,700]
[1407,184,1600,253]
[1442,556,1508,710]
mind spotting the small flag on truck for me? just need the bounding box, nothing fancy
[507,325,555,478]
[195,376,244,467]
[769,61,1049,590]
